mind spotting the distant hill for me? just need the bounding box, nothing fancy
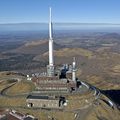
[9,40,64,55]
[98,33,120,40]
[59,33,120,52]
[42,48,93,58]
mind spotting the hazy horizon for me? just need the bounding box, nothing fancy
[1,23,120,32]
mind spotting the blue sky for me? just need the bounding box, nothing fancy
[0,0,120,24]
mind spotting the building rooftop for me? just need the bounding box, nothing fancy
[27,95,58,100]
[27,95,49,99]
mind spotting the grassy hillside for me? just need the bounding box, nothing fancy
[46,48,93,58]
[6,81,35,96]
[10,40,64,55]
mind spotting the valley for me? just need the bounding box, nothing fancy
[0,30,120,120]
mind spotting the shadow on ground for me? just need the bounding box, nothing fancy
[101,90,120,108]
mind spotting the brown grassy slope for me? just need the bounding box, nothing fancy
[0,97,26,107]
[6,81,35,95]
[9,40,64,55]
[84,75,120,90]
[86,95,120,120]
[33,47,94,66]
[79,51,120,89]
[33,46,120,90]
[43,48,93,58]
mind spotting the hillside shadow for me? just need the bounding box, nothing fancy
[101,90,120,107]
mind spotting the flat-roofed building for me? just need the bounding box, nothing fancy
[32,76,76,93]
[26,95,66,109]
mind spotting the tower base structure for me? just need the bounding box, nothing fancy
[47,65,54,77]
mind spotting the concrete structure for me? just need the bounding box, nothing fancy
[47,7,54,77]
[32,77,76,93]
[26,95,66,109]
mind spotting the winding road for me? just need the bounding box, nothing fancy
[0,78,30,98]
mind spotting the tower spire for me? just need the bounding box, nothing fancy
[49,7,52,40]
[47,7,54,77]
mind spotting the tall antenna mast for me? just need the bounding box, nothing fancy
[49,7,52,40]
[47,7,54,77]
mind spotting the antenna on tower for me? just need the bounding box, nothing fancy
[49,7,53,40]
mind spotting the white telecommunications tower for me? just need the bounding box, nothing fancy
[47,7,54,77]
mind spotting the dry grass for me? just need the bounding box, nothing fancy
[25,40,48,47]
[65,92,95,111]
[6,81,35,95]
[111,65,120,75]
[84,94,120,120]
[0,80,14,91]
[86,96,120,120]
[43,48,93,58]
[0,97,26,107]
[0,71,25,81]
[15,108,74,120]
[76,69,82,77]
[84,75,120,90]
[0,72,35,95]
